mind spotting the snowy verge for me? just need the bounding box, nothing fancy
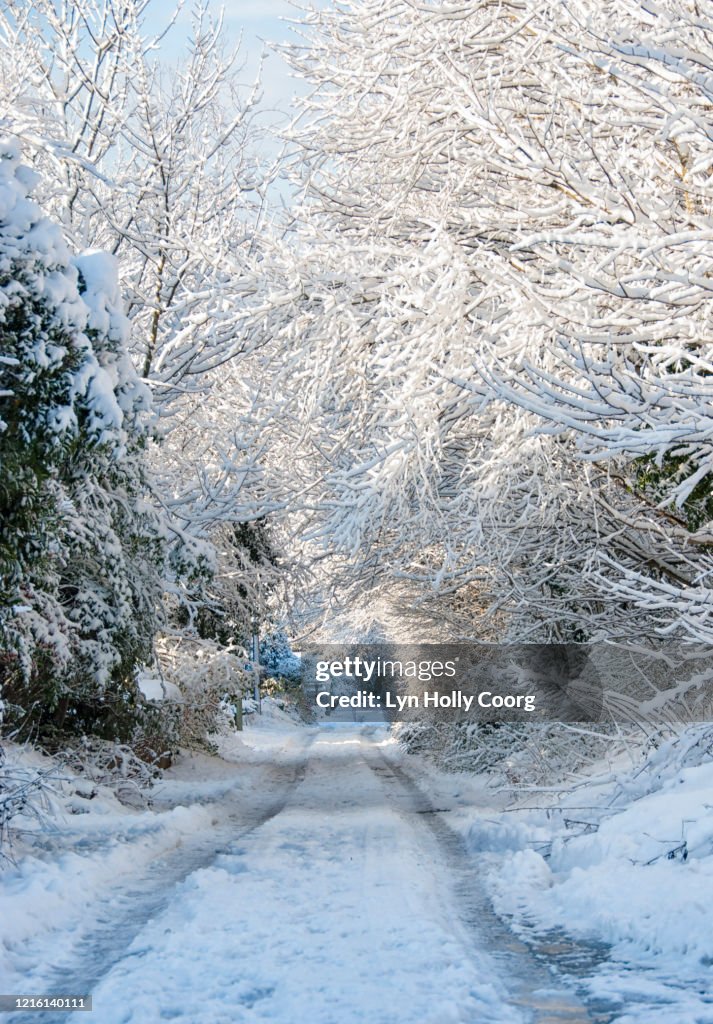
[396,726,713,1023]
[0,700,307,994]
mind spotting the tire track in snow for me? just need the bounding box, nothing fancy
[5,731,620,1024]
[365,749,620,1024]
[4,746,313,1024]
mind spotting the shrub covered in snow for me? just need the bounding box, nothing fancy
[0,140,169,747]
[259,629,301,683]
[59,736,166,807]
[0,738,62,859]
[394,718,639,787]
[153,635,251,752]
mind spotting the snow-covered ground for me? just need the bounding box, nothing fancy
[393,729,713,1024]
[1,714,524,1024]
[469,735,713,1024]
[1,711,712,1023]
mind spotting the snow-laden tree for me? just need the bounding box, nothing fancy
[264,0,596,633]
[471,0,713,642]
[0,3,301,749]
[0,0,284,618]
[271,0,713,643]
[0,139,171,741]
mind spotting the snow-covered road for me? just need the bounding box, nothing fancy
[3,725,609,1024]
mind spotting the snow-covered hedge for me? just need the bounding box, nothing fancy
[0,139,168,746]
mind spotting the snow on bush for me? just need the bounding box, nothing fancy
[0,743,63,860]
[59,737,164,807]
[259,629,301,682]
[0,138,169,746]
[394,718,638,788]
[154,636,251,751]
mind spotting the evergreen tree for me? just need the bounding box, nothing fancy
[0,139,168,743]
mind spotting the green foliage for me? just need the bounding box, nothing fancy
[0,282,83,600]
[0,141,170,750]
[634,454,713,532]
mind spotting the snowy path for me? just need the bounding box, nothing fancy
[3,728,611,1024]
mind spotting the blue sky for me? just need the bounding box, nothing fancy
[144,1,327,134]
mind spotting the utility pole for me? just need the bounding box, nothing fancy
[251,613,261,714]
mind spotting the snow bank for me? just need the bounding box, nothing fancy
[0,727,298,996]
[476,733,713,1022]
[390,724,713,1020]
[492,761,713,960]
